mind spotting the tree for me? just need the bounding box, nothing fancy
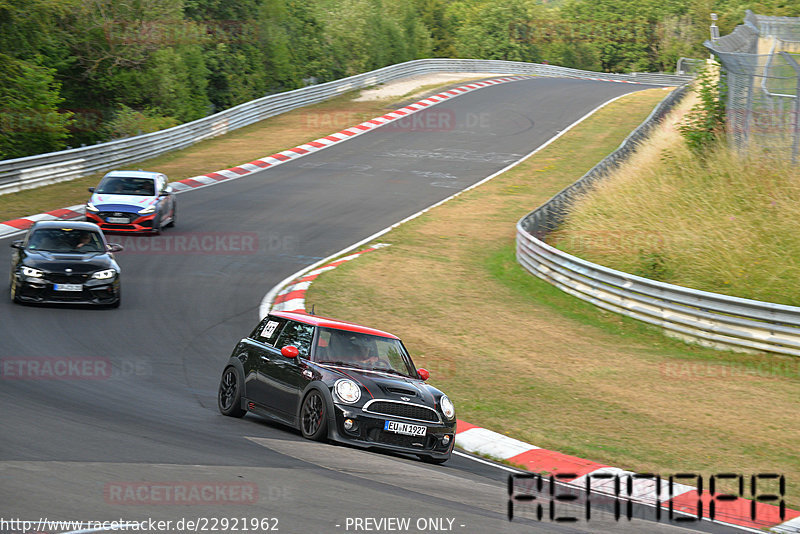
[0,54,73,159]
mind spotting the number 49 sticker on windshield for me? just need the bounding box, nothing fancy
[262,320,280,339]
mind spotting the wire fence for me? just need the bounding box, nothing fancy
[706,11,800,161]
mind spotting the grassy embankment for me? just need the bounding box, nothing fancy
[0,78,487,222]
[550,118,800,306]
[303,87,800,506]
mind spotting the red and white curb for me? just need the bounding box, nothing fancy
[270,244,389,313]
[262,246,799,532]
[454,420,800,532]
[0,204,85,239]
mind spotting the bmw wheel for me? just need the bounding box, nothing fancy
[166,204,176,228]
[9,279,19,304]
[218,367,246,418]
[300,390,327,441]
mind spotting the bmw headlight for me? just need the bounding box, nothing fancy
[440,395,455,420]
[138,205,156,215]
[21,266,44,278]
[92,269,116,280]
[86,202,99,212]
[334,379,361,404]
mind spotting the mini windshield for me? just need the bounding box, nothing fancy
[27,229,104,253]
[96,177,156,196]
[315,327,415,377]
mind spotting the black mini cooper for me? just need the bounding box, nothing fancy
[218,311,456,463]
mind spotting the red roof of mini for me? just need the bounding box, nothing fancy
[270,311,400,339]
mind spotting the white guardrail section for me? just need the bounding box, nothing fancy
[0,58,690,195]
[516,85,800,357]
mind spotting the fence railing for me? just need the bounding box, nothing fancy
[0,58,690,196]
[516,84,800,357]
[707,11,800,161]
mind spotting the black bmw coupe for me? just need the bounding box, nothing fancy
[218,311,456,463]
[9,221,123,307]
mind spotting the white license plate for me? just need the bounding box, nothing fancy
[54,284,82,292]
[107,217,128,223]
[384,420,427,437]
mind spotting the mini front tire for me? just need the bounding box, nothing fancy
[300,390,327,441]
[218,367,246,418]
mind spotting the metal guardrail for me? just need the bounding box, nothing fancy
[516,84,800,357]
[0,59,690,196]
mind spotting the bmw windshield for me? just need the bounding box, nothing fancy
[26,229,105,253]
[314,327,416,377]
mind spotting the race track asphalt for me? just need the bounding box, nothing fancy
[0,77,744,534]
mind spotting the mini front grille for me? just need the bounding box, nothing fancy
[364,400,439,423]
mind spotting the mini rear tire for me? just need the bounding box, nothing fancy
[218,367,246,418]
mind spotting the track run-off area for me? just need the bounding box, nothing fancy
[0,77,750,534]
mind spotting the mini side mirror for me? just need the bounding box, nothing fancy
[88,187,95,193]
[107,243,124,253]
[10,240,23,249]
[281,346,299,358]
[164,185,173,194]
[417,368,430,381]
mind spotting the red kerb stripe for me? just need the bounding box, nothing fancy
[3,218,33,230]
[505,449,607,480]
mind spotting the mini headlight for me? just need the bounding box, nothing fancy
[21,266,44,278]
[440,395,455,420]
[92,269,116,280]
[334,379,361,404]
[138,205,156,215]
[86,202,99,212]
